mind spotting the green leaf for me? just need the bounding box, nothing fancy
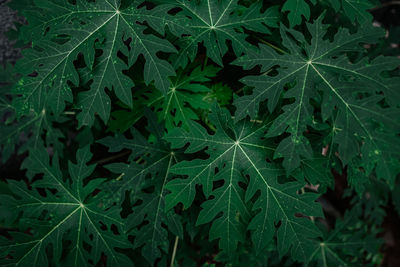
[282,0,317,27]
[235,15,400,183]
[292,156,333,188]
[99,114,182,264]
[282,0,373,27]
[165,105,322,260]
[2,0,395,265]
[12,0,177,127]
[331,0,374,23]
[158,0,279,67]
[307,202,382,266]
[150,65,220,130]
[107,101,144,133]
[0,146,131,266]
[207,83,233,106]
[111,64,221,132]
[0,108,64,163]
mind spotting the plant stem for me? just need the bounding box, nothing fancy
[170,236,179,267]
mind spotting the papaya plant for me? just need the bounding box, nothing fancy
[0,0,398,266]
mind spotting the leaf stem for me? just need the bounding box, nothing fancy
[301,187,316,223]
[94,150,130,165]
[369,1,400,11]
[257,38,287,54]
[203,56,208,69]
[170,236,179,267]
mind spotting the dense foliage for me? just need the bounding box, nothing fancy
[0,0,399,266]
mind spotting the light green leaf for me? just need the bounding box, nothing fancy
[150,65,220,130]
